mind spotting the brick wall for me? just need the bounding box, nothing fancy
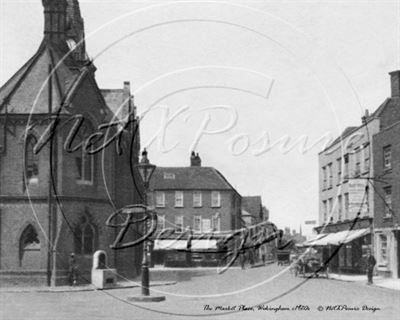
[373,122,400,229]
[149,190,239,234]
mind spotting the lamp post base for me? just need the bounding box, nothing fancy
[127,295,166,302]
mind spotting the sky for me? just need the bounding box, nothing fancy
[1,0,399,235]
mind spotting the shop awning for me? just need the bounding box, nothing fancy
[311,228,369,246]
[153,239,188,250]
[190,239,218,250]
[301,234,328,247]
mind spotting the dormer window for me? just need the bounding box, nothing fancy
[163,172,175,179]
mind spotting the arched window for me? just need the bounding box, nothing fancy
[74,122,94,184]
[19,224,40,268]
[74,216,97,255]
[25,135,39,183]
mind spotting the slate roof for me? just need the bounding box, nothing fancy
[242,196,262,216]
[321,90,400,153]
[149,166,238,192]
[322,126,358,152]
[0,40,89,114]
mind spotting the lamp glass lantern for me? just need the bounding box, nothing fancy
[137,149,156,188]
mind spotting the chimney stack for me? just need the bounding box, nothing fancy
[389,70,400,97]
[42,0,68,43]
[362,109,369,124]
[122,81,132,119]
[190,151,201,167]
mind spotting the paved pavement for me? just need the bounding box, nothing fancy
[0,280,177,293]
[1,264,399,320]
[328,273,400,291]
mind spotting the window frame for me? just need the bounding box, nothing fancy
[322,166,327,189]
[363,143,370,173]
[354,147,361,177]
[384,186,392,217]
[344,154,349,179]
[211,191,221,207]
[338,195,342,221]
[74,220,96,255]
[193,191,202,207]
[383,145,392,170]
[25,135,40,184]
[328,163,333,188]
[75,124,94,185]
[157,215,165,232]
[174,191,184,207]
[193,216,202,233]
[174,215,184,233]
[212,215,221,232]
[344,193,349,220]
[378,234,388,266]
[336,158,342,183]
[155,191,166,208]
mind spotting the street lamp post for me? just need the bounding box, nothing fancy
[128,149,165,302]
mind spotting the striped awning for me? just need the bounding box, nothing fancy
[190,239,218,250]
[301,234,328,247]
[153,239,188,250]
[311,229,369,246]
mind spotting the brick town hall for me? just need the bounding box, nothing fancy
[0,0,144,286]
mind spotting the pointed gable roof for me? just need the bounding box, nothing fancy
[0,0,96,115]
[0,39,89,114]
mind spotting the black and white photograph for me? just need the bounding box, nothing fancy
[0,0,399,319]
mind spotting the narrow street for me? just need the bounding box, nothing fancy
[1,264,398,320]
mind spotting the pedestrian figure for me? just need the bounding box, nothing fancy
[68,253,78,286]
[240,251,246,269]
[366,250,376,285]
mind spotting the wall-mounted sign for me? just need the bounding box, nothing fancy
[349,179,369,217]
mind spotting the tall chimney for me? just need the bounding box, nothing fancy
[190,151,201,167]
[389,70,400,97]
[42,0,68,42]
[122,81,131,119]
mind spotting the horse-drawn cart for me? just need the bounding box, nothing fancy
[293,256,328,278]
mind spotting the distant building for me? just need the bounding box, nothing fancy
[315,71,400,275]
[373,119,400,278]
[241,196,273,263]
[0,0,142,286]
[148,152,242,266]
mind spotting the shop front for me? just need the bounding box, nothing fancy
[310,228,371,274]
[374,228,400,278]
[151,237,228,267]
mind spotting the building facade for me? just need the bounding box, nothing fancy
[148,152,242,267]
[373,120,400,278]
[315,71,400,274]
[241,196,274,263]
[0,0,142,286]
